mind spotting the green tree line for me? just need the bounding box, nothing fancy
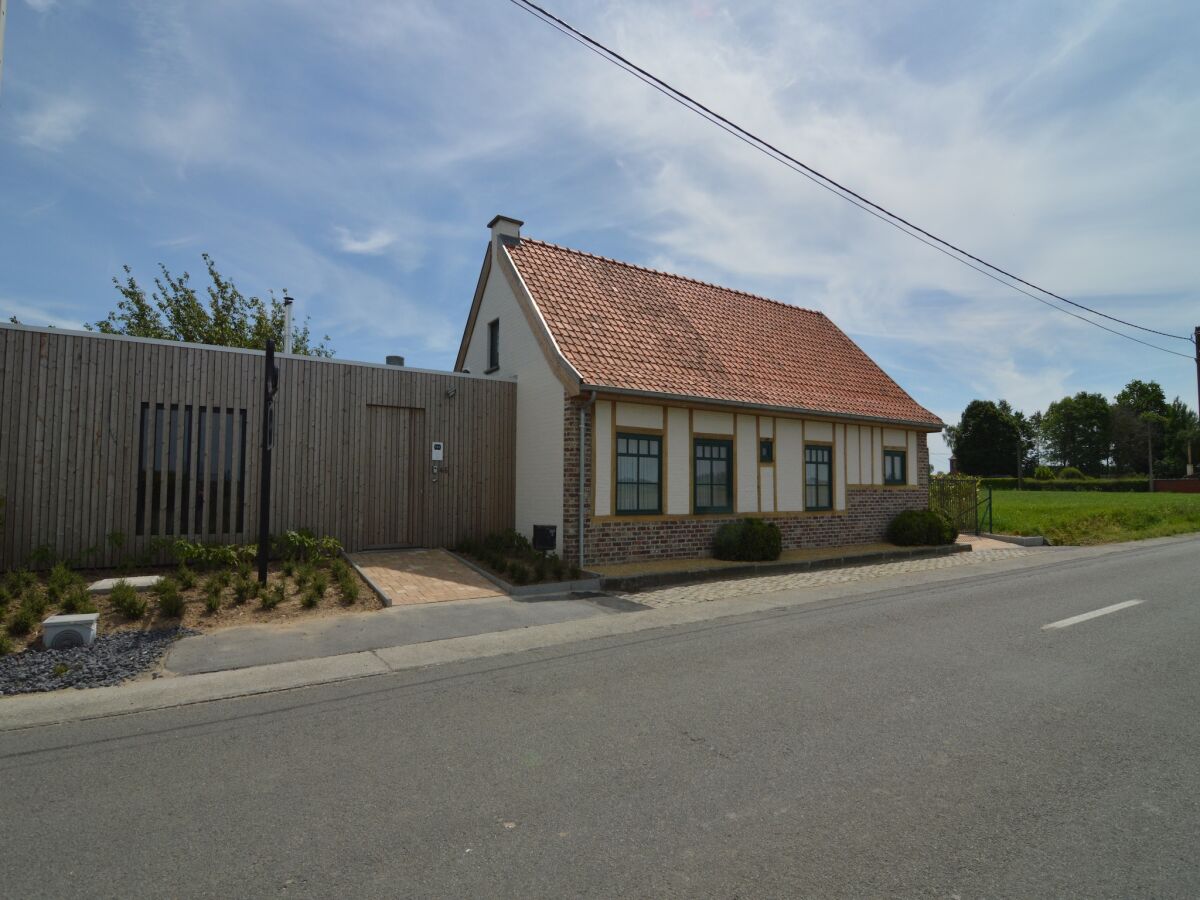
[945,380,1199,477]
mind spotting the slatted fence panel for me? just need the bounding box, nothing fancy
[0,325,516,568]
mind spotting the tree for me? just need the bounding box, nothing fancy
[1161,398,1199,476]
[946,400,1022,476]
[89,254,333,356]
[1111,379,1168,474]
[1041,392,1111,475]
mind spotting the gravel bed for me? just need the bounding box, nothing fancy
[0,627,198,695]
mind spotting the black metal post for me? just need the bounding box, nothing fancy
[256,340,278,584]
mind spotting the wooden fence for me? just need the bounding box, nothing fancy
[0,324,517,569]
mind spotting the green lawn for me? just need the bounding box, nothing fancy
[989,490,1200,545]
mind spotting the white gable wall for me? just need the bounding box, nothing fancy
[461,255,564,547]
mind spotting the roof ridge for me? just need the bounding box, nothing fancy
[517,236,825,317]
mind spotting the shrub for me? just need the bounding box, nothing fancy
[6,604,36,637]
[508,562,530,585]
[1033,466,1055,481]
[260,583,286,610]
[294,564,314,591]
[532,557,547,583]
[978,477,1148,493]
[1057,467,1086,480]
[568,564,582,581]
[156,579,186,618]
[0,634,13,656]
[175,564,198,590]
[301,588,321,609]
[110,580,147,619]
[61,584,98,615]
[886,509,958,546]
[22,590,49,619]
[204,587,222,614]
[282,559,296,578]
[3,569,37,597]
[311,571,329,597]
[329,558,350,581]
[712,518,783,561]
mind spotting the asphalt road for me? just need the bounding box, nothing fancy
[3,537,1198,898]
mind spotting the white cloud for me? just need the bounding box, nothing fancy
[333,226,397,255]
[16,97,88,150]
[23,0,57,12]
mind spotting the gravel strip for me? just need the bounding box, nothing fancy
[0,627,198,695]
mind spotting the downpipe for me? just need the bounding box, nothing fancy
[579,390,598,570]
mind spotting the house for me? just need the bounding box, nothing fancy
[456,215,944,568]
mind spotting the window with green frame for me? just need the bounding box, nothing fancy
[884,449,907,485]
[694,438,733,513]
[805,444,833,510]
[615,433,662,514]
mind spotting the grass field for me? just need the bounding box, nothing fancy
[990,490,1200,545]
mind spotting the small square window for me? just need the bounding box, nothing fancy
[759,438,774,464]
[884,449,907,485]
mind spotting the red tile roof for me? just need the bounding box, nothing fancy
[506,238,942,428]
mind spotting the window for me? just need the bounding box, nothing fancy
[759,438,774,464]
[884,449,907,485]
[137,402,248,537]
[805,444,833,510]
[616,433,661,514]
[694,438,733,513]
[486,319,500,371]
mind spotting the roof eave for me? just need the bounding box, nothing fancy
[580,384,944,432]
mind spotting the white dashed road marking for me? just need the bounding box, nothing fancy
[1042,599,1143,631]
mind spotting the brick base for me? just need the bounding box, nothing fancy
[563,396,932,567]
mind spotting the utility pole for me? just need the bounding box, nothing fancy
[256,340,280,584]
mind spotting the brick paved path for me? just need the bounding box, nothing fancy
[348,549,503,605]
[625,548,1035,609]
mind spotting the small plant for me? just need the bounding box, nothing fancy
[508,562,530,585]
[568,564,582,581]
[546,553,565,582]
[301,588,321,609]
[29,543,58,570]
[156,579,186,618]
[204,587,222,614]
[53,662,71,678]
[260,583,286,610]
[533,557,547,583]
[46,562,83,603]
[1033,465,1055,481]
[329,558,350,582]
[0,634,13,656]
[311,571,329,596]
[1057,466,1087,480]
[282,559,296,578]
[233,576,259,604]
[294,564,314,591]
[109,580,148,619]
[175,564,198,590]
[60,584,98,615]
[6,604,36,637]
[22,590,49,619]
[338,576,360,605]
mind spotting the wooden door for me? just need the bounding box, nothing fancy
[363,405,419,548]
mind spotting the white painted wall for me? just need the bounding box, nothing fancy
[594,400,612,516]
[693,410,734,435]
[872,427,884,484]
[775,418,804,511]
[883,427,906,447]
[736,414,758,513]
[760,466,776,512]
[666,407,690,514]
[834,424,847,510]
[462,252,564,544]
[616,402,663,430]
[806,420,834,443]
[906,430,919,484]
[846,425,862,484]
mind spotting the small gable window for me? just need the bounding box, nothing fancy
[884,449,907,485]
[486,319,500,371]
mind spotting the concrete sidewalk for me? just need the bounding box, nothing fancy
[165,594,621,675]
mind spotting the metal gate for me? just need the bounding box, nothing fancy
[928,476,992,535]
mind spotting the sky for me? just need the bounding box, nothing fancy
[2,0,1198,469]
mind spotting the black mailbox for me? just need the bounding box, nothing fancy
[532,525,557,552]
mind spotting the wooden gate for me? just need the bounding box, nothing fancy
[928,476,990,534]
[362,405,423,548]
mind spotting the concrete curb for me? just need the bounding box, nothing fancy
[600,544,968,593]
[446,550,602,597]
[978,532,1049,547]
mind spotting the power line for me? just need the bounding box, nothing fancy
[507,0,1196,359]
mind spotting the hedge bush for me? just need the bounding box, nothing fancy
[886,509,957,546]
[712,518,782,561]
[978,477,1149,492]
[1033,466,1055,481]
[1058,467,1086,480]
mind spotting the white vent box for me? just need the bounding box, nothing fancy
[42,613,99,650]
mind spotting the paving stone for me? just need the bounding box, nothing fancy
[624,548,1036,609]
[88,575,162,594]
[348,549,504,606]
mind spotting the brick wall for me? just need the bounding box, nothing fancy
[564,396,932,567]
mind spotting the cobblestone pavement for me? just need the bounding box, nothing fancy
[624,548,1036,609]
[348,549,502,605]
